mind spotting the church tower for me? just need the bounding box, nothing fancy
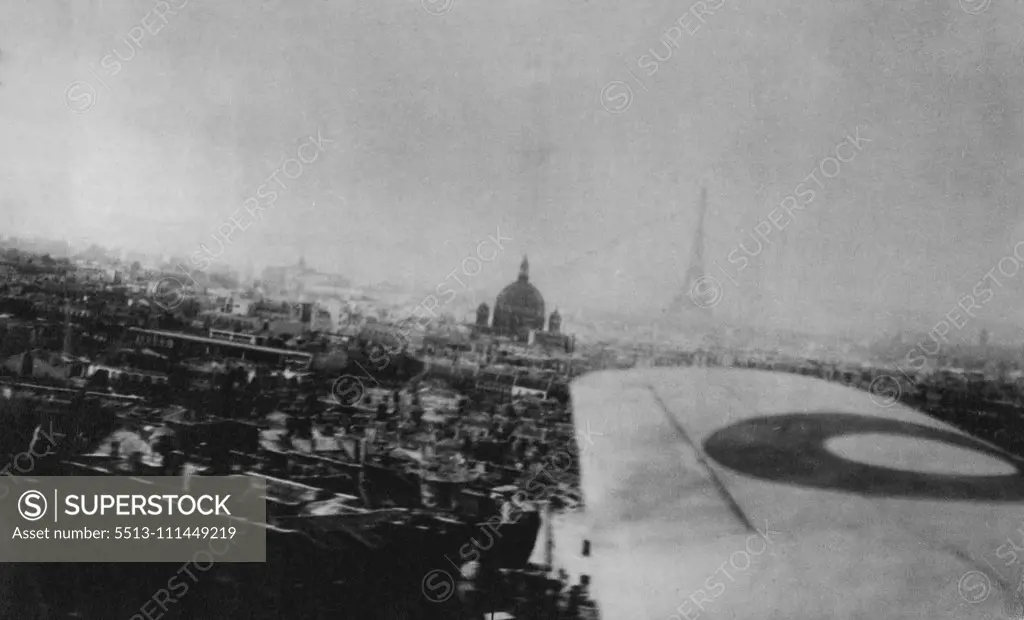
[548,308,561,333]
[476,302,490,327]
[519,255,530,282]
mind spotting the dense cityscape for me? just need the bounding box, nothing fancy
[0,229,1022,618]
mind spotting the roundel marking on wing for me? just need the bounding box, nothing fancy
[703,413,1024,501]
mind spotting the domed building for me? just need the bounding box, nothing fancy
[492,256,546,339]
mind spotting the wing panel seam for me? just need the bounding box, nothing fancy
[647,383,756,534]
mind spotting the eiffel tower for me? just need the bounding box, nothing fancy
[668,187,717,316]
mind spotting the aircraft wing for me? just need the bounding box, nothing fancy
[569,367,1022,620]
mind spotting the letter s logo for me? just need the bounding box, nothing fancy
[600,81,633,114]
[18,490,47,521]
[63,81,97,114]
[421,570,455,603]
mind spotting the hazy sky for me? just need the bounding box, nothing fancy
[2,0,1023,334]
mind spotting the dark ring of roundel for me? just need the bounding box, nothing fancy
[702,413,1024,501]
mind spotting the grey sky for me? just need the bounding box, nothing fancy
[1,0,1022,334]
